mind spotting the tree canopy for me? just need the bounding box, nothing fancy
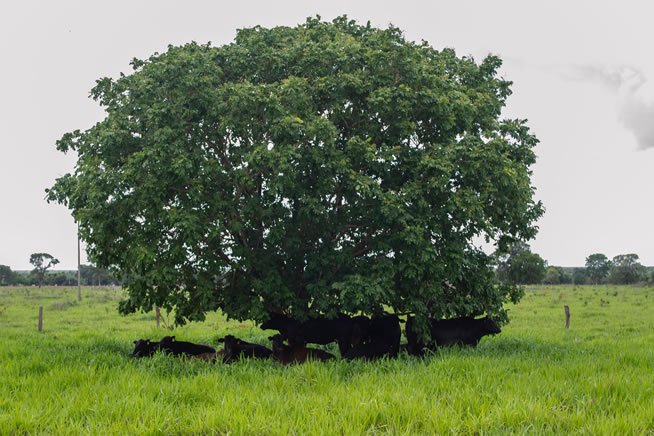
[47,16,543,327]
[0,265,13,286]
[29,253,60,288]
[495,242,546,285]
[585,253,610,284]
[542,266,561,285]
[609,254,648,284]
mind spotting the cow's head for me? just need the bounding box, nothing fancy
[219,335,246,359]
[268,334,286,351]
[218,335,239,349]
[131,338,156,357]
[159,336,176,346]
[482,317,501,335]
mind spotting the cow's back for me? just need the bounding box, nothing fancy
[430,317,482,346]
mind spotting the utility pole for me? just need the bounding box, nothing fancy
[77,222,81,301]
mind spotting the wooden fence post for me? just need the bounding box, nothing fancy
[38,307,43,332]
[564,305,570,329]
[156,306,161,328]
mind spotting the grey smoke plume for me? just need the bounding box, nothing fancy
[572,64,654,150]
[574,65,646,92]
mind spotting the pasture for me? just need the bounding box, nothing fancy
[1,285,653,435]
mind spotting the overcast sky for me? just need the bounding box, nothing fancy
[1,0,653,270]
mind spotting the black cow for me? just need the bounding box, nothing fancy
[342,341,390,360]
[407,316,501,354]
[405,316,426,356]
[260,313,301,341]
[349,315,371,349]
[131,338,160,357]
[343,314,401,360]
[367,314,402,357]
[268,335,334,364]
[430,316,501,346]
[296,314,363,355]
[261,312,360,355]
[219,335,272,363]
[189,350,225,363]
[158,336,216,357]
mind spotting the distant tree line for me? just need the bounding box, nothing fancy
[0,264,120,286]
[2,247,651,288]
[495,244,654,285]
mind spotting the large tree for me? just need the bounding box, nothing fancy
[542,266,561,285]
[609,254,648,284]
[585,253,610,284]
[29,253,59,288]
[495,242,546,285]
[47,17,543,327]
[0,265,14,286]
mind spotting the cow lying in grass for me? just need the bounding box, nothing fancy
[131,339,160,357]
[219,335,272,363]
[190,350,225,363]
[131,337,216,359]
[268,334,334,364]
[158,336,216,357]
[406,316,501,355]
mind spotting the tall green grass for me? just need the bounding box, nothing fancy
[1,285,653,435]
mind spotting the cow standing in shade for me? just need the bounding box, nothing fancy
[406,316,501,355]
[260,313,301,342]
[261,312,362,355]
[430,317,501,346]
[342,341,390,360]
[343,314,402,360]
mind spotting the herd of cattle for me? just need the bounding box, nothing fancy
[131,313,502,364]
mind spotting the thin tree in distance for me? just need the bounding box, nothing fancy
[29,253,59,288]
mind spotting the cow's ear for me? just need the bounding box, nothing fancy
[146,340,150,345]
[237,340,242,345]
[172,336,176,342]
[133,340,138,344]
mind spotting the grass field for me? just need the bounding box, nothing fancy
[1,285,653,435]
